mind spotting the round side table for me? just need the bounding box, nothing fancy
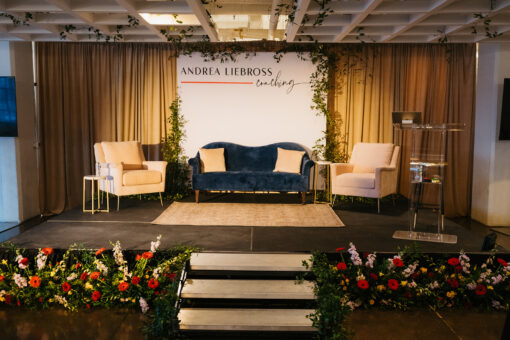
[313,160,332,204]
[83,175,109,214]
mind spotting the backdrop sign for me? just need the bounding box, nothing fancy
[178,52,324,157]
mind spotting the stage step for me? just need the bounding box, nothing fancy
[182,279,315,300]
[190,253,311,272]
[178,308,315,332]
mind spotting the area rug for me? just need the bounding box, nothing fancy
[152,202,344,227]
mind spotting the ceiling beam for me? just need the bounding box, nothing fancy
[113,0,167,41]
[44,0,112,35]
[333,0,383,42]
[0,24,31,41]
[2,10,78,41]
[476,25,510,42]
[285,0,311,42]
[268,0,284,40]
[427,0,510,42]
[185,0,218,42]
[381,0,456,42]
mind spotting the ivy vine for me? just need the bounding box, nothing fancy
[0,12,32,26]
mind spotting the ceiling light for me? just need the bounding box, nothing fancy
[139,13,200,26]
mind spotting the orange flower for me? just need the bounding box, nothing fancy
[142,252,153,259]
[41,247,53,255]
[118,282,129,292]
[95,248,106,256]
[148,278,159,289]
[29,276,41,288]
[90,271,100,280]
[0,275,4,282]
[135,254,142,261]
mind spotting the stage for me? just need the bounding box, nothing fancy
[1,194,499,254]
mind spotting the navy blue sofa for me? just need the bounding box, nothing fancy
[188,142,314,203]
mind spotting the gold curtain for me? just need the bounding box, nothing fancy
[36,42,177,215]
[329,44,476,216]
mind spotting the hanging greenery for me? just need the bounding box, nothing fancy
[0,12,32,26]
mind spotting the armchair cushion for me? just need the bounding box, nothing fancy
[351,143,394,173]
[101,141,144,170]
[335,173,375,189]
[123,170,162,186]
[273,148,305,174]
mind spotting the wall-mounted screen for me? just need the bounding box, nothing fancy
[500,78,510,140]
[0,76,18,137]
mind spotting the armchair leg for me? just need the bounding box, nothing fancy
[300,192,306,204]
[159,192,163,207]
[117,195,120,211]
[377,198,381,214]
[195,190,200,203]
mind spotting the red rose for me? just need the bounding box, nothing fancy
[447,258,460,266]
[142,252,153,259]
[155,291,159,295]
[404,291,413,299]
[92,290,101,301]
[369,273,378,281]
[131,276,141,285]
[357,280,369,290]
[29,276,41,288]
[136,254,142,261]
[455,266,463,273]
[0,275,4,282]
[39,297,43,302]
[412,272,420,280]
[5,294,13,305]
[87,304,91,309]
[167,273,177,282]
[392,258,404,268]
[336,262,347,271]
[80,272,88,281]
[162,290,168,295]
[388,279,399,290]
[17,300,20,307]
[118,282,129,291]
[90,272,100,280]
[475,284,487,296]
[428,272,435,279]
[148,278,159,289]
[497,258,508,267]
[41,247,53,255]
[62,282,71,293]
[447,278,459,289]
[95,248,106,256]
[20,257,29,266]
[335,247,345,252]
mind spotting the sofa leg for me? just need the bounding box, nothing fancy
[195,190,200,203]
[377,198,381,214]
[117,195,120,211]
[159,192,163,207]
[300,192,306,204]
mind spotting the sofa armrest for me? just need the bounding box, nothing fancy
[188,157,200,175]
[375,166,398,197]
[330,163,354,178]
[301,159,315,177]
[143,161,167,173]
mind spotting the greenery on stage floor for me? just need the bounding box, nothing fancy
[304,244,510,339]
[0,237,194,338]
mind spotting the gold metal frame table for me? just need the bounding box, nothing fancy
[83,175,109,214]
[313,160,332,204]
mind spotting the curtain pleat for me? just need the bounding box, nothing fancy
[36,42,177,215]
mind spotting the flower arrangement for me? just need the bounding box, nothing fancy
[0,236,193,313]
[305,243,510,339]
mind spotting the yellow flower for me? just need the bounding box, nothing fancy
[488,285,494,290]
[345,279,349,284]
[446,291,456,299]
[401,281,407,287]
[68,291,72,296]
[343,286,347,291]
[1,259,7,265]
[377,285,385,292]
[440,265,445,272]
[458,274,464,280]
[450,274,456,278]
[369,299,375,305]
[49,298,54,303]
[506,271,510,276]
[416,292,421,297]
[132,298,136,303]
[145,275,149,279]
[340,280,345,286]
[85,282,94,290]
[420,267,427,274]
[379,272,384,277]
[0,297,4,302]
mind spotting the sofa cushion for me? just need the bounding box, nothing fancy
[273,148,305,174]
[350,143,394,173]
[199,148,226,173]
[102,141,144,170]
[123,170,162,186]
[193,171,308,192]
[334,173,375,189]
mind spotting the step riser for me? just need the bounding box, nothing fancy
[181,299,316,309]
[188,271,308,279]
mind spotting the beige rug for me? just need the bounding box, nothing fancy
[152,202,344,227]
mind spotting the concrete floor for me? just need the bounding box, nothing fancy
[0,194,499,253]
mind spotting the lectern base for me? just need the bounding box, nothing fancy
[392,230,457,244]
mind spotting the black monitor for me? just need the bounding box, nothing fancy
[499,78,510,140]
[0,76,18,137]
[392,111,422,125]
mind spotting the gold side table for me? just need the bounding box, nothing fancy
[83,175,109,214]
[313,160,332,204]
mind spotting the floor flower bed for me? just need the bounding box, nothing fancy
[306,243,510,339]
[0,236,194,337]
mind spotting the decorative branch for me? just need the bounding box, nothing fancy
[471,13,502,39]
[59,24,76,40]
[0,12,32,26]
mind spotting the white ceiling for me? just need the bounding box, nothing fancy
[0,0,510,43]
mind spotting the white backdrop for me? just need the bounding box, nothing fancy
[177,52,324,157]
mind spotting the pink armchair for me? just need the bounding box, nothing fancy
[331,143,400,213]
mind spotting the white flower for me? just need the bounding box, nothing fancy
[54,295,69,308]
[139,297,149,314]
[150,235,162,253]
[36,253,47,271]
[0,290,6,298]
[466,282,477,290]
[459,251,471,274]
[16,255,28,270]
[113,241,126,267]
[153,266,162,279]
[66,273,77,281]
[94,259,109,276]
[408,281,417,288]
[365,253,376,269]
[13,273,27,288]
[356,274,365,281]
[428,281,439,290]
[345,300,359,311]
[403,261,419,278]
[348,243,362,266]
[492,300,502,309]
[492,274,504,285]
